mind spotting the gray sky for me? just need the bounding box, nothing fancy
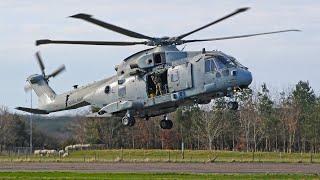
[1,0,319,113]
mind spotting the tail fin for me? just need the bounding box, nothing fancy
[27,74,56,106]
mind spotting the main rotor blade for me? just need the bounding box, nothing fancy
[36,39,147,46]
[70,13,154,40]
[35,52,45,76]
[177,7,250,40]
[182,29,300,44]
[47,65,66,79]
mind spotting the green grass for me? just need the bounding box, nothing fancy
[1,149,319,163]
[0,172,318,179]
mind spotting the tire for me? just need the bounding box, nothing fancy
[227,101,239,110]
[160,120,173,129]
[227,102,233,110]
[232,101,239,110]
[128,117,135,127]
[160,120,167,129]
[166,120,173,129]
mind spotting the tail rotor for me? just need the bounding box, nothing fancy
[35,51,66,83]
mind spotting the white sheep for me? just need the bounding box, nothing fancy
[34,150,41,155]
[58,150,64,155]
[34,149,57,156]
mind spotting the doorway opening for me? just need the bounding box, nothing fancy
[147,69,168,97]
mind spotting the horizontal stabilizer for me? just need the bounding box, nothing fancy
[15,107,49,114]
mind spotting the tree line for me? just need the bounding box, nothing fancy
[0,80,319,153]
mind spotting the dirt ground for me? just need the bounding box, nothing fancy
[0,162,320,174]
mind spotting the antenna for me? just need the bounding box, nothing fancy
[181,45,187,51]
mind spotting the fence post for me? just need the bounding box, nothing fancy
[168,150,170,162]
[121,147,123,161]
[181,142,184,159]
[252,150,255,162]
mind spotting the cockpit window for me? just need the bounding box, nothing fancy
[214,55,236,69]
[205,58,217,73]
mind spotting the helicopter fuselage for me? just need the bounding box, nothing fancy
[34,46,252,118]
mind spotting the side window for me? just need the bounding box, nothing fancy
[104,86,110,94]
[205,59,216,72]
[205,60,211,72]
[118,86,126,97]
[210,60,216,71]
[171,70,179,82]
[154,53,165,65]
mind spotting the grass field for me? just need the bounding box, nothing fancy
[0,172,318,179]
[1,149,319,163]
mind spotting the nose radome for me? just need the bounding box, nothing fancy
[237,69,252,87]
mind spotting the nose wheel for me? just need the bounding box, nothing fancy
[160,115,173,129]
[227,101,239,110]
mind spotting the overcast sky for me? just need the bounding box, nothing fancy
[0,0,319,114]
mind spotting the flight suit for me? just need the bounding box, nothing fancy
[151,75,163,96]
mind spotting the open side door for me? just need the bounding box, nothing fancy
[167,62,193,93]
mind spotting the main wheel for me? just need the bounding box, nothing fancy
[160,120,173,129]
[232,101,239,110]
[166,120,173,129]
[227,101,239,110]
[128,117,135,127]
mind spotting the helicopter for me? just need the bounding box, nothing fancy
[16,7,299,129]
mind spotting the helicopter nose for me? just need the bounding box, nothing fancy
[236,68,252,88]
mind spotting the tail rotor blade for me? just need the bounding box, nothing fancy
[35,52,45,76]
[24,83,32,92]
[47,65,66,79]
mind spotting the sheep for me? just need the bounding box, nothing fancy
[47,150,57,156]
[62,152,69,157]
[34,150,41,155]
[58,150,64,155]
[64,144,91,152]
[33,149,57,156]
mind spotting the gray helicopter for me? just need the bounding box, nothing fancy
[17,7,299,129]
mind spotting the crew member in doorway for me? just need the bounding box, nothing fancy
[151,74,163,96]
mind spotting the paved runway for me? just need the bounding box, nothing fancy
[1,162,320,173]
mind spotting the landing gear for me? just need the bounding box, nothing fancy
[122,111,135,127]
[226,87,239,111]
[227,101,239,110]
[160,115,173,129]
